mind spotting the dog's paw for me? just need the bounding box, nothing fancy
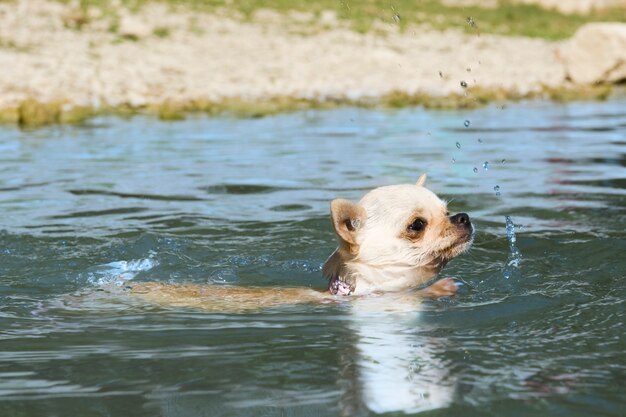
[420,277,458,298]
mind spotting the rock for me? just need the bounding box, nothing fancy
[319,10,338,26]
[560,23,626,84]
[118,14,152,39]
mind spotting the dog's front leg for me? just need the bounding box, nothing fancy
[417,277,458,298]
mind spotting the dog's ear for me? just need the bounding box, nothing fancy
[330,199,366,251]
[416,173,427,187]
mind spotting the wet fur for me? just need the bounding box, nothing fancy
[131,175,473,310]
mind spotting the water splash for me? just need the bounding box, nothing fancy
[503,216,522,279]
[86,251,159,286]
[505,216,517,246]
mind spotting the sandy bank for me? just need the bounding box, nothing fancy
[0,1,616,124]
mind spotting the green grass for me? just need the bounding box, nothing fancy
[66,0,626,40]
[152,26,171,38]
[0,36,31,52]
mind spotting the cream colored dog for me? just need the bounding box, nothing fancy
[131,174,473,310]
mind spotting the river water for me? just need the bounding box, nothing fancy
[0,99,624,416]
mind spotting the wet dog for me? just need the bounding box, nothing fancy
[131,174,473,310]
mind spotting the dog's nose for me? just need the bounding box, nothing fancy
[450,213,470,226]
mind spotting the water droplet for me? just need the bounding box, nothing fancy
[460,80,468,88]
[506,216,519,246]
[464,120,470,127]
[456,141,461,149]
[393,13,401,23]
[466,16,476,28]
[495,192,501,196]
[477,138,483,143]
[494,185,500,192]
[473,167,478,173]
[483,161,489,170]
[504,216,522,272]
[438,71,443,78]
[501,159,506,164]
[451,158,456,163]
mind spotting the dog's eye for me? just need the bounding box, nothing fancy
[408,218,426,232]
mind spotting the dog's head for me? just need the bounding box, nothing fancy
[324,174,473,294]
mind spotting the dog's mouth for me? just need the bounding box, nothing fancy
[434,229,474,262]
[453,234,474,255]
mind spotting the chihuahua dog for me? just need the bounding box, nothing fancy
[130,174,473,310]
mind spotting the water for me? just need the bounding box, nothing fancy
[1,99,625,416]
[503,215,522,280]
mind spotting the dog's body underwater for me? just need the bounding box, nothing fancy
[131,174,473,310]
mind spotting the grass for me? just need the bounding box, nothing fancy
[152,26,171,38]
[13,99,95,127]
[64,0,626,40]
[0,37,32,52]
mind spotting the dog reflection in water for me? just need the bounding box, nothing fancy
[342,293,456,414]
[131,174,473,413]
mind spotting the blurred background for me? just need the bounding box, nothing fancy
[0,1,625,416]
[0,0,625,125]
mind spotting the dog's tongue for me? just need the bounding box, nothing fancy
[328,276,352,296]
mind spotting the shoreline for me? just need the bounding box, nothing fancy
[1,84,617,127]
[1,0,624,127]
